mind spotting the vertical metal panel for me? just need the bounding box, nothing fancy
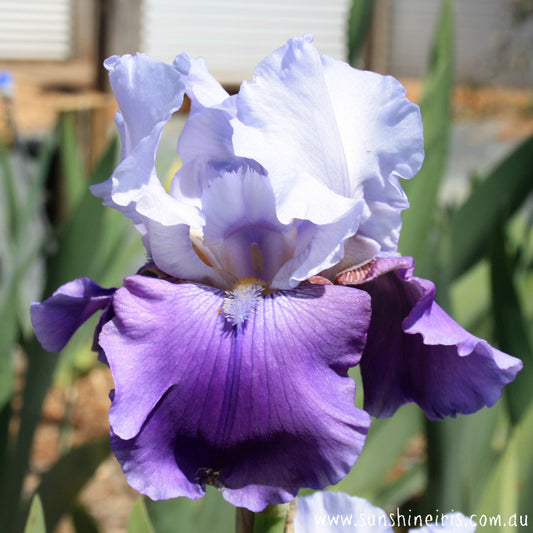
[0,0,72,60]
[141,0,350,83]
[388,0,439,77]
[388,0,526,85]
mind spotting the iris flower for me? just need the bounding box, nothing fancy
[31,36,521,511]
[295,491,477,532]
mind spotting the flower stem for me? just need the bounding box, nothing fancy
[235,501,295,533]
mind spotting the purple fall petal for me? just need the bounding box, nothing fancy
[101,275,371,511]
[92,301,115,365]
[31,278,116,353]
[351,257,522,420]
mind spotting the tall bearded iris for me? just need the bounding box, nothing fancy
[31,35,522,512]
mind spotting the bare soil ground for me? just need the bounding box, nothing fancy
[30,368,139,533]
[1,61,532,143]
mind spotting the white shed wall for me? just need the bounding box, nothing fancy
[388,0,526,84]
[0,0,72,60]
[141,0,350,83]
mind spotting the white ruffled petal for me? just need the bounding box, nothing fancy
[232,35,355,225]
[231,35,424,266]
[105,53,186,154]
[320,55,424,253]
[270,212,362,289]
[91,53,202,231]
[320,56,424,193]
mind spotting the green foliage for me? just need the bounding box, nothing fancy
[58,112,86,214]
[70,503,101,533]
[23,496,46,533]
[0,130,58,531]
[251,504,290,533]
[400,0,454,279]
[490,223,533,424]
[146,488,235,533]
[2,340,59,533]
[334,402,424,508]
[36,440,110,532]
[346,0,374,66]
[0,111,139,533]
[450,135,533,280]
[371,0,533,529]
[0,133,55,411]
[0,272,17,408]
[475,399,533,531]
[128,498,156,533]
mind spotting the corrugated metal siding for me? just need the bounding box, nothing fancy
[388,0,518,83]
[0,0,72,60]
[141,0,350,83]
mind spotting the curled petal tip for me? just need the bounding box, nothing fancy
[358,257,522,420]
[31,278,115,353]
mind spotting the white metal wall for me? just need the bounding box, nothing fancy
[1,0,527,85]
[0,0,72,60]
[141,0,350,84]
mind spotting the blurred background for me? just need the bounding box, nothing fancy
[0,1,532,532]
[1,0,532,198]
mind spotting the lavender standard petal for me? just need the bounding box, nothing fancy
[31,278,115,352]
[233,35,423,255]
[357,257,522,420]
[101,275,371,511]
